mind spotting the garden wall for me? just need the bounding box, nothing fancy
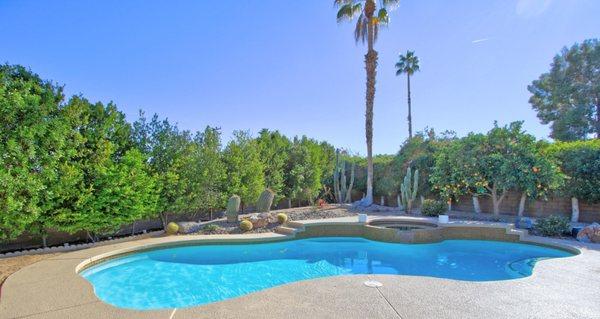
[353,189,600,223]
[452,191,600,223]
[0,212,213,254]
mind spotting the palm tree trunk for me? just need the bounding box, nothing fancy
[363,0,377,206]
[407,74,412,139]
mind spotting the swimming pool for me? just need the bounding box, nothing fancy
[80,237,572,310]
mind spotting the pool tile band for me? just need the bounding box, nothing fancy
[75,220,580,274]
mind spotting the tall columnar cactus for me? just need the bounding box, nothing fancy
[399,167,419,213]
[256,189,275,213]
[226,195,241,222]
[333,149,355,204]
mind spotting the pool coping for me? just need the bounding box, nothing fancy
[1,216,599,319]
[73,217,580,274]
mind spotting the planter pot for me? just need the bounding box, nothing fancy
[438,215,449,224]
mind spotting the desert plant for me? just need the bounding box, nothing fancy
[166,222,179,235]
[240,220,253,232]
[535,215,570,237]
[226,195,241,222]
[421,199,446,217]
[333,149,355,203]
[399,167,419,213]
[277,213,288,224]
[256,189,275,213]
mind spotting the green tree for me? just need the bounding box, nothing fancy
[545,140,600,221]
[43,96,154,240]
[373,157,395,205]
[508,140,563,217]
[528,39,600,140]
[335,0,399,205]
[223,131,265,210]
[191,127,227,218]
[79,149,157,241]
[395,50,420,139]
[391,128,455,198]
[286,137,322,206]
[431,122,554,215]
[430,133,487,208]
[256,129,291,203]
[132,114,193,227]
[0,64,65,240]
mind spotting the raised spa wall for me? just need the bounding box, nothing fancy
[295,222,521,244]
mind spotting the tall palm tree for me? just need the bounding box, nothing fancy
[335,0,399,206]
[395,50,420,139]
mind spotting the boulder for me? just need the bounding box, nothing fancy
[246,213,272,229]
[176,221,203,234]
[576,223,600,243]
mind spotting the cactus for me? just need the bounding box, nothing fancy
[277,213,288,224]
[166,222,179,235]
[333,149,355,203]
[399,167,419,213]
[226,195,241,222]
[256,189,275,213]
[240,220,253,232]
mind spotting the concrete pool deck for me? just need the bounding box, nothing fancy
[1,216,599,319]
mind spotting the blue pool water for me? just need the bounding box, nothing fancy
[80,237,572,310]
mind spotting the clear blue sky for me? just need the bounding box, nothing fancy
[1,0,599,154]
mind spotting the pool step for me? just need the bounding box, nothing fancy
[274,221,306,236]
[507,227,528,238]
[287,221,305,229]
[274,226,297,235]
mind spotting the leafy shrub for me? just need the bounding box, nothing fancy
[240,220,253,232]
[545,140,600,202]
[166,222,179,235]
[421,199,447,217]
[277,213,288,224]
[535,215,570,237]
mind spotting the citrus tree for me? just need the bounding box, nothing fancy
[431,122,561,215]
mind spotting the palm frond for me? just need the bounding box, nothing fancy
[395,50,420,75]
[352,3,363,15]
[334,0,353,7]
[336,2,363,22]
[377,8,389,25]
[354,14,368,43]
[337,3,355,22]
[381,0,400,10]
[373,22,379,42]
